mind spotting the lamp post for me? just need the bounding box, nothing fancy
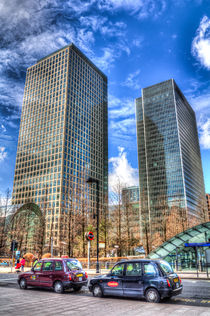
[86,177,100,273]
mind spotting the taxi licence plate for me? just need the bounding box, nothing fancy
[77,274,83,277]
[173,278,178,283]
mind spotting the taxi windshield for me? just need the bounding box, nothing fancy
[159,261,174,274]
[66,260,82,271]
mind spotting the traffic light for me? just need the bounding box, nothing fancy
[14,241,18,251]
[10,240,18,251]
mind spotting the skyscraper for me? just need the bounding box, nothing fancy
[136,79,207,251]
[122,186,140,239]
[12,44,108,254]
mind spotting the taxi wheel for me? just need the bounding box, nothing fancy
[19,278,27,290]
[145,288,160,303]
[93,284,103,297]
[54,281,64,294]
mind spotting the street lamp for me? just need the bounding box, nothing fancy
[86,177,100,273]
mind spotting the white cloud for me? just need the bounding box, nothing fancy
[187,91,210,150]
[79,16,107,32]
[109,147,139,192]
[198,117,210,149]
[110,118,136,134]
[79,15,127,37]
[97,0,166,19]
[122,70,141,90]
[108,95,137,149]
[190,93,210,111]
[132,37,144,47]
[0,147,7,162]
[192,15,210,69]
[1,125,6,133]
[93,48,117,71]
[109,96,135,118]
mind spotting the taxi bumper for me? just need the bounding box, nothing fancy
[161,285,183,298]
[63,280,88,289]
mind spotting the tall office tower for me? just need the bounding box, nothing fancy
[136,79,207,252]
[122,186,140,239]
[12,44,108,254]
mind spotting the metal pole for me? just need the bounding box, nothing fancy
[11,241,15,273]
[51,237,53,257]
[196,247,199,278]
[205,249,209,278]
[96,180,100,273]
[88,240,90,269]
[176,247,178,272]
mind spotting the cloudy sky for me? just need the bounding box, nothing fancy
[0,0,210,197]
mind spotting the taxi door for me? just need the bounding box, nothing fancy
[39,261,54,287]
[123,262,144,297]
[103,263,125,296]
[27,261,42,286]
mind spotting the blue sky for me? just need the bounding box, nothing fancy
[0,0,210,197]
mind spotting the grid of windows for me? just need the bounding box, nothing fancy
[136,79,207,246]
[121,186,140,239]
[12,44,108,248]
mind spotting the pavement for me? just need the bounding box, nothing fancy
[0,279,210,315]
[0,266,209,280]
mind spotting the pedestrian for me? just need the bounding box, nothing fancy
[20,257,25,272]
[15,258,21,270]
[33,257,38,267]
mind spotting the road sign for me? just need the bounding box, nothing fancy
[15,251,20,259]
[87,231,94,241]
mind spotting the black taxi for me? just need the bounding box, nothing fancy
[89,259,182,303]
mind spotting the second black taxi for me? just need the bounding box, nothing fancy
[89,259,182,303]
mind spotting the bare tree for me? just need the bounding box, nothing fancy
[0,189,13,256]
[109,178,126,256]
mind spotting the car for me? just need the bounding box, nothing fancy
[89,259,183,303]
[18,258,88,293]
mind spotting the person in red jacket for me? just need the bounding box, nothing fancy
[15,258,21,270]
[20,257,25,272]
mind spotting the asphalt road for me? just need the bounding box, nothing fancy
[0,274,210,315]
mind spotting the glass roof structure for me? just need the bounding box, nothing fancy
[148,222,210,259]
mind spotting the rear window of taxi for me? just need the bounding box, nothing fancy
[66,260,82,271]
[159,261,174,274]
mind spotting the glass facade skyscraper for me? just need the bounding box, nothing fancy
[12,43,108,253]
[122,186,140,239]
[136,79,207,250]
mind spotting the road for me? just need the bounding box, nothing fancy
[0,274,210,315]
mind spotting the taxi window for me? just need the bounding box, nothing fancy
[111,263,125,276]
[66,260,82,271]
[34,261,42,271]
[143,263,159,277]
[55,261,63,271]
[43,261,54,271]
[126,263,142,276]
